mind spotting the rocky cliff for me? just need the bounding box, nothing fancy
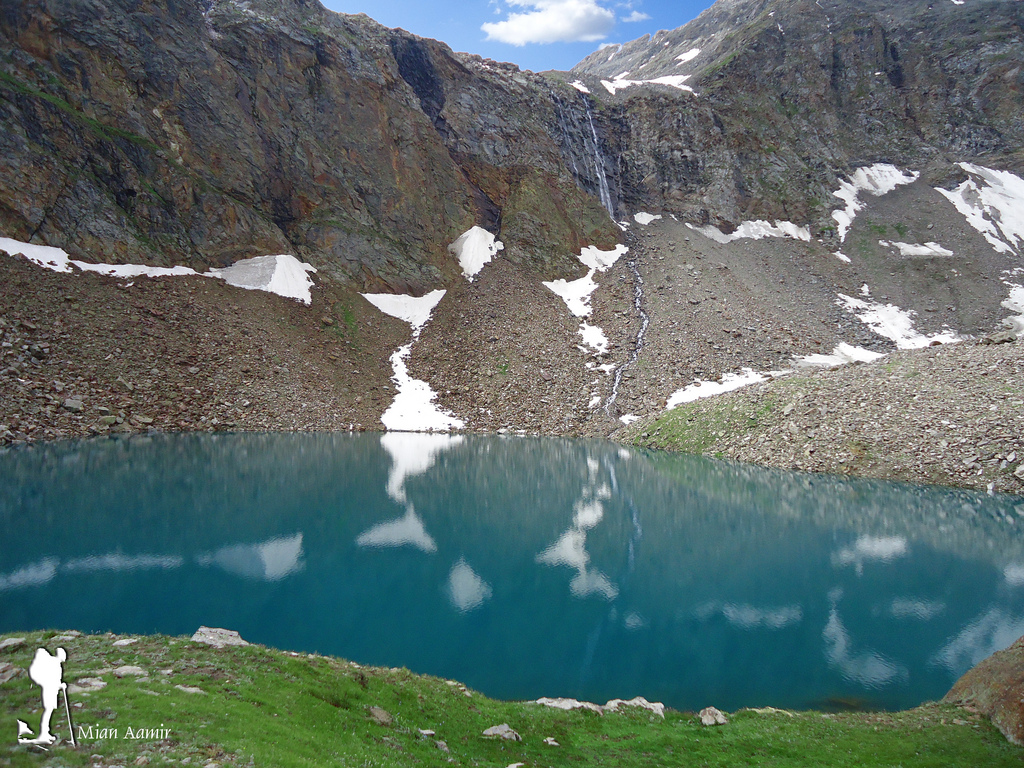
[573,0,1024,234]
[0,0,619,291]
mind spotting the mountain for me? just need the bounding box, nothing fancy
[572,0,1024,230]
[1,0,1023,492]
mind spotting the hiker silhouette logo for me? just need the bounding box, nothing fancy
[17,646,76,749]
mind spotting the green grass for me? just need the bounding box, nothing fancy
[1,631,1021,767]
[629,394,778,454]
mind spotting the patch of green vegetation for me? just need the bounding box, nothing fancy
[628,396,774,454]
[1,631,1019,768]
[866,220,888,236]
[894,222,910,238]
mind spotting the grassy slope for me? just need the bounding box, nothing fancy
[1,631,1021,767]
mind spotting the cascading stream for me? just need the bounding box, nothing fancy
[605,249,650,418]
[583,101,615,216]
[550,93,582,180]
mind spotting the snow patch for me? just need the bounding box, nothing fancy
[879,240,953,257]
[544,244,628,358]
[666,368,776,408]
[601,74,693,95]
[361,290,464,432]
[208,254,317,304]
[569,80,590,93]
[0,237,317,303]
[936,163,1024,254]
[689,220,810,244]
[1002,282,1024,334]
[633,212,662,226]
[544,272,599,319]
[448,226,503,281]
[833,251,852,263]
[837,293,959,349]
[830,165,919,242]
[361,290,446,331]
[795,342,885,368]
[619,414,640,425]
[675,47,701,63]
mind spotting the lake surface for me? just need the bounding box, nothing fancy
[2,432,1024,712]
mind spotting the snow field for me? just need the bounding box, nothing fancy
[360,290,465,432]
[836,293,959,350]
[878,240,953,257]
[543,243,629,360]
[936,164,1024,255]
[0,237,317,304]
[689,219,811,244]
[831,164,919,243]
[601,74,694,96]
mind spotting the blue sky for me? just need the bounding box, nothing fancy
[321,0,717,72]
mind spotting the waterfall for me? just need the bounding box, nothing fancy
[550,91,617,217]
[583,101,615,217]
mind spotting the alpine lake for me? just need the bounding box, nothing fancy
[2,431,1023,713]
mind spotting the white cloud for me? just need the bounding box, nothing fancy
[622,10,650,21]
[482,0,616,45]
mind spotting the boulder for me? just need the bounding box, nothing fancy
[482,723,521,741]
[944,633,1024,745]
[191,627,249,649]
[699,706,728,726]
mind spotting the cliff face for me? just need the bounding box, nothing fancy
[0,0,619,291]
[574,0,1024,235]
[2,0,1022,283]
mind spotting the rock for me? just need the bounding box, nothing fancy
[482,723,521,741]
[417,729,435,737]
[135,757,151,765]
[69,678,107,694]
[369,706,393,726]
[113,638,137,646]
[113,665,146,677]
[435,740,449,753]
[191,626,249,648]
[99,415,118,426]
[0,637,26,652]
[699,706,728,726]
[0,662,24,684]
[1015,465,1024,480]
[603,696,666,718]
[981,331,1018,345]
[543,737,560,746]
[174,685,206,695]
[62,398,84,412]
[944,632,1024,745]
[535,696,604,715]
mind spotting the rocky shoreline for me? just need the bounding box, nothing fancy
[619,337,1024,495]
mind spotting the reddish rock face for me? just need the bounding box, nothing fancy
[944,633,1024,745]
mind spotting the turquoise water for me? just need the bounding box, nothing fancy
[2,432,1023,712]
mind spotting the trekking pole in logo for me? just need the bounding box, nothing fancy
[16,647,76,749]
